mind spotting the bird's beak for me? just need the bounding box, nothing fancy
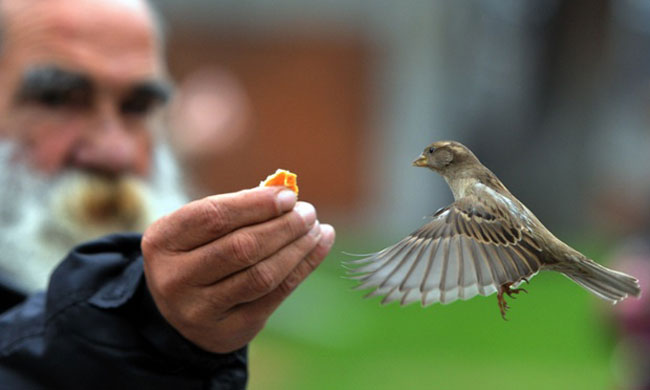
[412,154,427,167]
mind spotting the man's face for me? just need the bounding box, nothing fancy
[0,0,168,176]
[0,0,184,292]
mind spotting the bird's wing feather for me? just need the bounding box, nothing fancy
[349,191,543,307]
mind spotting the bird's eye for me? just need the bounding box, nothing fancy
[428,147,435,154]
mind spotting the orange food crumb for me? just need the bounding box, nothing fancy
[260,169,299,195]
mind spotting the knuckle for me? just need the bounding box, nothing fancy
[277,272,302,296]
[141,219,167,258]
[140,233,157,260]
[302,254,322,275]
[276,253,323,296]
[203,198,233,236]
[229,232,261,265]
[247,262,277,294]
[202,293,229,313]
[285,213,310,237]
[294,230,320,254]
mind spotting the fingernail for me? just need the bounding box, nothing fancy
[294,202,316,226]
[276,190,297,212]
[309,221,321,237]
[319,224,335,247]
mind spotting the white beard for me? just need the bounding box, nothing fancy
[0,142,188,293]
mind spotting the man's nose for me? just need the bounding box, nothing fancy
[70,105,141,176]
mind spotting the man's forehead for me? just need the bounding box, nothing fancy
[2,0,163,87]
[3,0,154,35]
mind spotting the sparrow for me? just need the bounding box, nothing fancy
[348,140,641,319]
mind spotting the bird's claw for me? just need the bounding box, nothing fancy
[506,286,527,299]
[497,280,529,320]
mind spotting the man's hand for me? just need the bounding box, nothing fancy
[141,186,335,353]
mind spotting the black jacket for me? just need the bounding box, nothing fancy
[0,234,247,389]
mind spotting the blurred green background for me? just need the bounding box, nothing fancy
[248,233,622,390]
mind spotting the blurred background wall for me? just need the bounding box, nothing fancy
[153,1,650,389]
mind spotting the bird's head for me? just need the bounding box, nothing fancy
[412,141,481,178]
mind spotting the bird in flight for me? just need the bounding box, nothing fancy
[348,141,641,319]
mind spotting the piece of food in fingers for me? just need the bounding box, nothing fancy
[260,169,299,195]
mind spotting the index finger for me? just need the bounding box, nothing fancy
[146,186,297,251]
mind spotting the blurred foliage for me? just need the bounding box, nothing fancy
[249,233,618,390]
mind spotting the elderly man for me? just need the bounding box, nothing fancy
[0,0,335,388]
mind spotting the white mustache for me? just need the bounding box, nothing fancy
[49,172,153,240]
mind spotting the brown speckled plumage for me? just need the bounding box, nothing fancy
[349,141,641,319]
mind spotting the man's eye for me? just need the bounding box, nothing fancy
[34,89,89,108]
[38,91,65,106]
[121,97,154,116]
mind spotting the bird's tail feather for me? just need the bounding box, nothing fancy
[564,258,641,303]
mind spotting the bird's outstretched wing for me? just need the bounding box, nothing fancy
[348,193,544,307]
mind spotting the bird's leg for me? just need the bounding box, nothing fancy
[497,280,528,320]
[497,288,509,320]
